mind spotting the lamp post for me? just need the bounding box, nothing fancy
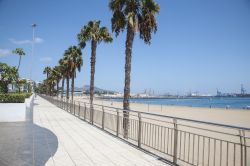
[31,23,37,92]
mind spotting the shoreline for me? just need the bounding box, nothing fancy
[74,96,250,128]
[74,95,250,110]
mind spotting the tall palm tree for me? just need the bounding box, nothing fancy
[63,51,72,100]
[43,66,52,94]
[43,66,51,79]
[12,48,25,72]
[59,58,67,99]
[65,46,83,101]
[45,76,56,96]
[109,0,160,138]
[78,20,112,123]
[52,66,62,95]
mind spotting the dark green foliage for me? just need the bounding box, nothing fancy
[0,63,19,93]
[0,93,32,103]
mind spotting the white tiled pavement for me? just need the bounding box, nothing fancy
[33,96,169,166]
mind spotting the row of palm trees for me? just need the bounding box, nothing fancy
[42,46,83,99]
[41,0,160,138]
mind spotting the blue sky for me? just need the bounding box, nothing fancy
[0,0,250,95]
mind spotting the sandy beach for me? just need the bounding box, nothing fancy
[66,95,250,165]
[73,96,250,128]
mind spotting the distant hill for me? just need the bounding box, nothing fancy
[72,85,116,93]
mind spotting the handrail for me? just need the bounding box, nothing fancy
[67,97,250,131]
[42,95,250,166]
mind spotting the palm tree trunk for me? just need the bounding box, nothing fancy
[123,25,135,139]
[71,72,75,101]
[46,84,49,95]
[61,78,65,99]
[90,40,97,124]
[56,80,59,96]
[49,84,52,96]
[17,56,21,72]
[66,76,69,100]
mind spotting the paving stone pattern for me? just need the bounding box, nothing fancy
[0,96,168,166]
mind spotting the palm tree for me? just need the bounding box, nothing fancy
[59,58,67,99]
[43,66,51,79]
[109,0,160,138]
[12,48,25,72]
[51,66,62,95]
[65,46,83,101]
[43,66,52,95]
[77,20,112,123]
[45,76,56,96]
[62,51,72,100]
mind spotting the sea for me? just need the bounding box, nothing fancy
[111,97,250,109]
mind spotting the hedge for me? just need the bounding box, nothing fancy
[0,93,32,103]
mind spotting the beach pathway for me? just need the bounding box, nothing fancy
[17,96,168,166]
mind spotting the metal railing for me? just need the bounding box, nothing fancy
[41,95,250,166]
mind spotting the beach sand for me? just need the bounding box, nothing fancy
[62,95,250,165]
[74,96,250,128]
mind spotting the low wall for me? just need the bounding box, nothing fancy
[0,94,34,122]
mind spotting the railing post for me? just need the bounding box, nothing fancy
[63,98,65,110]
[239,130,247,166]
[243,130,247,166]
[173,118,178,165]
[91,105,94,125]
[102,106,105,130]
[66,99,68,112]
[59,98,61,108]
[68,100,71,112]
[138,112,142,148]
[71,100,73,113]
[73,101,76,115]
[116,109,119,136]
[84,103,86,121]
[69,100,71,112]
[78,102,81,117]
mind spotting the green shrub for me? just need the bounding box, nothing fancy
[0,93,32,103]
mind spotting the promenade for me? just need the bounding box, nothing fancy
[0,96,168,166]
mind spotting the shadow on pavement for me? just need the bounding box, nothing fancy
[0,97,58,166]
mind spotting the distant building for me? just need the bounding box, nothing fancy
[101,92,123,98]
[241,84,246,95]
[216,89,222,96]
[8,78,35,92]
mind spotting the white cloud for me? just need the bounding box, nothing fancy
[39,57,52,63]
[9,37,44,45]
[34,37,44,43]
[0,48,11,57]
